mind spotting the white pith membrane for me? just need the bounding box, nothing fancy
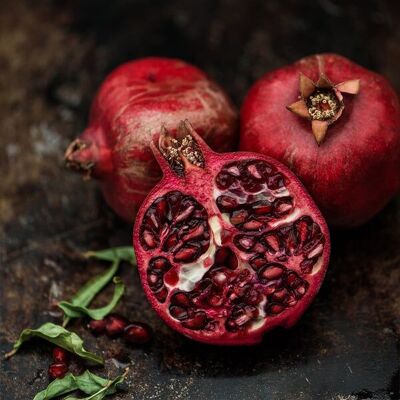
[139,159,326,340]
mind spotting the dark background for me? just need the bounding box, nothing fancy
[0,1,399,399]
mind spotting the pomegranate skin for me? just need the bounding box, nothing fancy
[240,53,400,227]
[65,57,238,222]
[133,121,330,346]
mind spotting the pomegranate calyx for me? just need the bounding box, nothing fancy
[287,73,360,145]
[158,120,205,177]
[64,138,95,178]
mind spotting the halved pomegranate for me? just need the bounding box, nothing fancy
[133,121,330,345]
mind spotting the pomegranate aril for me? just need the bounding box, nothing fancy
[170,291,192,307]
[230,209,249,226]
[105,314,128,337]
[241,176,263,193]
[300,257,318,274]
[259,264,285,281]
[52,347,69,364]
[123,322,152,345]
[252,201,273,215]
[151,257,170,271]
[174,244,200,263]
[48,363,68,380]
[234,235,255,252]
[182,311,208,330]
[267,174,285,190]
[142,230,158,249]
[242,219,264,231]
[88,318,107,335]
[170,305,189,320]
[216,171,236,189]
[216,195,238,212]
[266,303,285,315]
[208,294,224,307]
[249,255,267,271]
[263,233,281,253]
[154,285,168,303]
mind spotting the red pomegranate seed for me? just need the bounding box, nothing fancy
[88,318,107,335]
[105,314,128,337]
[52,347,68,364]
[48,362,68,380]
[123,322,152,345]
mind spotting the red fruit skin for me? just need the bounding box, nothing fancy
[133,125,330,346]
[66,57,238,222]
[240,53,400,227]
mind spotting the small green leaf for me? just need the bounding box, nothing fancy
[64,369,128,400]
[62,259,120,327]
[59,277,125,320]
[5,323,103,365]
[33,370,127,400]
[84,247,136,265]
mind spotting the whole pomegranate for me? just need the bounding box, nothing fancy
[240,53,400,227]
[133,120,330,345]
[65,57,238,222]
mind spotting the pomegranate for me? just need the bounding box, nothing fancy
[133,121,330,345]
[65,57,238,222]
[48,362,68,380]
[240,53,400,227]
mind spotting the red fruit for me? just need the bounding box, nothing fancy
[65,57,238,222]
[87,318,107,335]
[240,53,400,227]
[105,314,128,337]
[123,322,152,345]
[52,347,68,364]
[133,120,330,346]
[48,362,68,380]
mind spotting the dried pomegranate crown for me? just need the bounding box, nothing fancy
[287,73,360,144]
[158,122,205,177]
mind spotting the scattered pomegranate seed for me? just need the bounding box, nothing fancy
[48,362,68,380]
[105,314,128,337]
[88,318,107,335]
[52,347,68,364]
[123,322,152,345]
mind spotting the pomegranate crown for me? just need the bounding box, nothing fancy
[287,73,360,145]
[156,120,205,177]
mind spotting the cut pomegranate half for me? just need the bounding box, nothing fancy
[133,121,330,345]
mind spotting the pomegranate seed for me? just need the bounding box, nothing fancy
[48,362,68,380]
[123,322,152,345]
[105,314,128,337]
[88,318,107,335]
[52,347,68,364]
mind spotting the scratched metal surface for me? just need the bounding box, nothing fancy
[0,1,399,399]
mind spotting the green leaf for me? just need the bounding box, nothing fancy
[5,323,103,365]
[64,369,128,400]
[59,277,125,320]
[62,259,120,327]
[33,370,128,400]
[84,247,136,265]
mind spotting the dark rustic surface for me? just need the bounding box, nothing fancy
[0,1,399,399]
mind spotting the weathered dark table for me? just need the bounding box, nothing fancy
[1,1,399,399]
